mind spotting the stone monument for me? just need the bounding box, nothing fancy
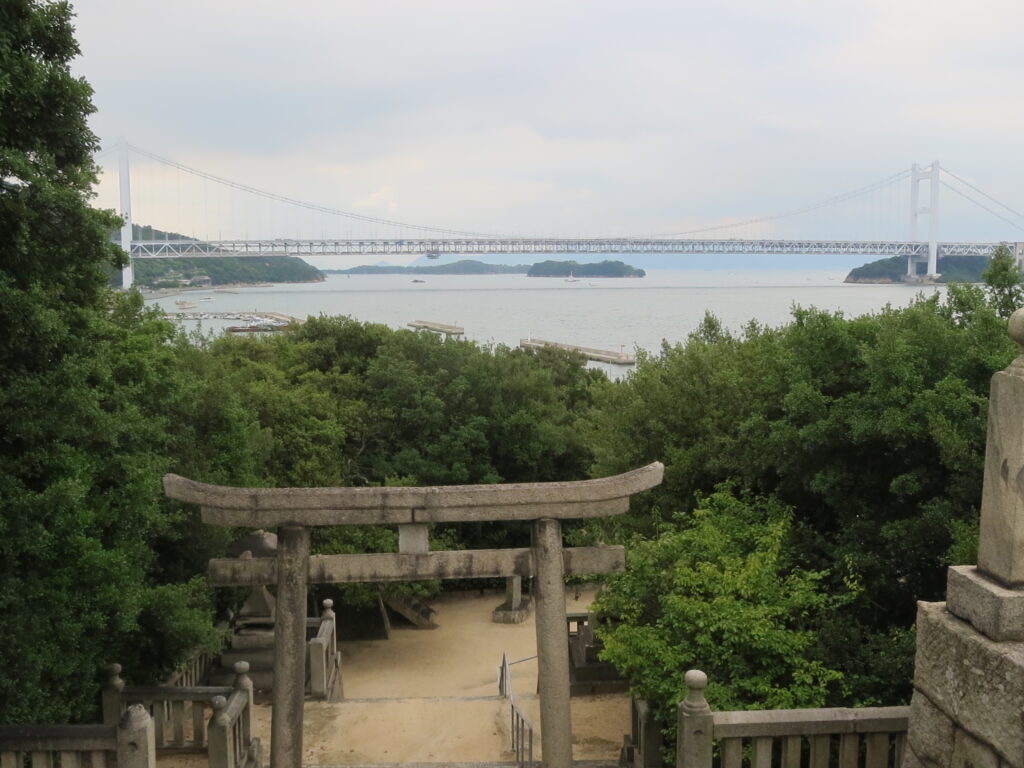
[904,309,1024,768]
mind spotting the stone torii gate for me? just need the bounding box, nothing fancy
[165,461,664,768]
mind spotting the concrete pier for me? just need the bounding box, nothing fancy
[520,338,636,365]
[408,320,464,336]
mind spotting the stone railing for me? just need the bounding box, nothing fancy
[677,671,910,768]
[620,697,663,768]
[499,651,535,768]
[306,599,341,701]
[0,705,154,768]
[102,662,260,768]
[209,685,261,768]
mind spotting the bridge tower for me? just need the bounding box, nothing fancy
[118,140,134,289]
[907,160,940,279]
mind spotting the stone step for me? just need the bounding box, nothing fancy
[221,648,275,669]
[231,629,276,650]
[385,595,439,629]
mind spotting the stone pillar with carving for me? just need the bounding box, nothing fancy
[904,309,1024,768]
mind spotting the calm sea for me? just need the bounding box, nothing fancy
[146,270,941,370]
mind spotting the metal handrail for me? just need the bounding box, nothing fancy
[499,651,535,768]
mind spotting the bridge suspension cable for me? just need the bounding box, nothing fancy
[655,169,911,237]
[124,143,507,239]
[939,180,1024,234]
[940,168,1024,224]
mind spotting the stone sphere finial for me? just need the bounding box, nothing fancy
[681,669,711,716]
[684,669,708,691]
[1009,309,1024,349]
[211,695,229,725]
[106,663,125,691]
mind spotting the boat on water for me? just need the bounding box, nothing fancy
[564,271,579,283]
[174,300,197,309]
[412,279,426,283]
[199,296,214,301]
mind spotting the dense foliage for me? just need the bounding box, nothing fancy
[586,285,1015,729]
[0,0,226,722]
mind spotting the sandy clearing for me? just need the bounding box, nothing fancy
[159,587,628,766]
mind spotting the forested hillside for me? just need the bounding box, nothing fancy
[133,256,323,286]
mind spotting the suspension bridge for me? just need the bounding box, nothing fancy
[95,143,1024,289]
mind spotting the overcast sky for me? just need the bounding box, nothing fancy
[72,0,1024,245]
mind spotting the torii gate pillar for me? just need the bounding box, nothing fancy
[165,462,664,768]
[533,519,573,767]
[270,526,309,768]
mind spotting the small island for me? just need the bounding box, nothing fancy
[527,260,645,278]
[845,255,989,283]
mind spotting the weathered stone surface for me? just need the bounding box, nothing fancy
[163,461,664,526]
[907,691,955,768]
[533,518,573,768]
[952,728,1001,768]
[977,312,1024,587]
[398,523,428,554]
[913,601,1024,765]
[208,545,626,586]
[947,566,1024,641]
[270,526,310,768]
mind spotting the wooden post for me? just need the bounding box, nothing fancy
[102,664,124,727]
[270,525,310,768]
[532,518,573,768]
[677,670,713,768]
[117,704,156,768]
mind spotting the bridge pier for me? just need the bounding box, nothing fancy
[909,160,941,279]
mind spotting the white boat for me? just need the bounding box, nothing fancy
[564,271,579,283]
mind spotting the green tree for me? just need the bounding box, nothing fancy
[584,292,1014,707]
[981,244,1023,318]
[595,489,842,759]
[0,2,227,722]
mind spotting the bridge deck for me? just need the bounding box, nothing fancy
[130,238,1014,259]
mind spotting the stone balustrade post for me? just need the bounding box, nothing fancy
[117,704,156,768]
[102,663,125,726]
[676,670,713,768]
[322,599,336,658]
[232,661,254,742]
[208,695,233,768]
